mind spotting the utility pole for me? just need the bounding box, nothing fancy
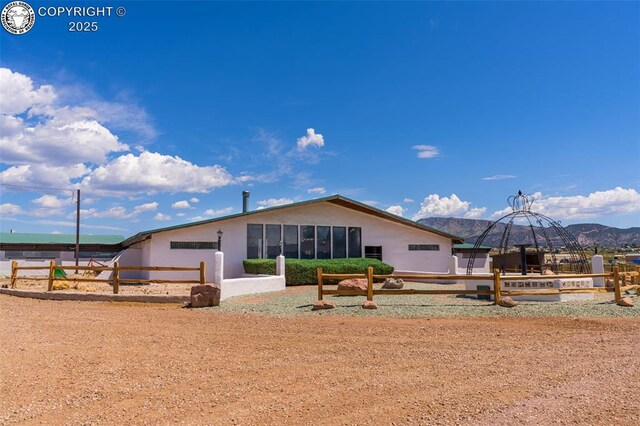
[75,189,80,272]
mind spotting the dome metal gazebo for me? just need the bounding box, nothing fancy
[465,191,589,275]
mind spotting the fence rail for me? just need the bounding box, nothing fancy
[316,266,639,309]
[9,260,206,294]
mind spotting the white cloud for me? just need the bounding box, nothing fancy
[0,68,56,115]
[81,151,236,195]
[403,198,415,203]
[296,128,324,149]
[256,197,294,209]
[464,207,487,219]
[0,203,22,215]
[307,187,326,195]
[175,213,186,217]
[412,145,440,159]
[362,200,379,206]
[0,106,129,166]
[154,213,171,221]
[385,205,405,217]
[491,188,640,220]
[32,195,66,209]
[413,194,486,220]
[204,207,234,217]
[172,200,191,209]
[483,175,517,181]
[79,206,130,219]
[133,202,158,212]
[32,219,126,231]
[189,197,200,203]
[0,163,91,189]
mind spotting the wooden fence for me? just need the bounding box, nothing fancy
[316,266,639,308]
[9,260,206,294]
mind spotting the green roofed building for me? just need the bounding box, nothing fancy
[0,232,124,261]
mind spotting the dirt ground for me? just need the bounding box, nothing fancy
[2,276,193,296]
[1,295,639,425]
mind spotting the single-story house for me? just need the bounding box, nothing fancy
[119,194,464,282]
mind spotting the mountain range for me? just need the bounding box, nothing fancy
[418,217,640,248]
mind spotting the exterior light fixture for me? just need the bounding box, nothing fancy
[217,229,223,252]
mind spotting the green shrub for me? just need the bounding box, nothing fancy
[243,258,394,286]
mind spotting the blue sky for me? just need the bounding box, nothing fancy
[1,1,639,236]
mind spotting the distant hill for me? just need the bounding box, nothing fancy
[419,217,640,248]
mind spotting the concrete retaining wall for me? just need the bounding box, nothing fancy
[221,275,285,300]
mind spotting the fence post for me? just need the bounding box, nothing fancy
[591,255,605,287]
[214,251,224,285]
[493,268,502,305]
[47,260,55,291]
[113,261,120,294]
[367,266,374,302]
[317,267,323,301]
[200,261,206,285]
[10,260,18,289]
[613,266,621,304]
[276,255,285,276]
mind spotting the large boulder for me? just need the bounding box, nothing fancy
[337,278,368,292]
[189,284,221,308]
[382,277,404,289]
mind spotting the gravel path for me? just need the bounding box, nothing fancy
[1,293,639,425]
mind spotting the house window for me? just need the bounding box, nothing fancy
[317,226,331,259]
[247,224,263,259]
[265,224,282,259]
[348,227,362,258]
[4,251,60,259]
[364,246,382,261]
[283,225,298,258]
[332,227,346,258]
[408,244,440,251]
[300,225,315,259]
[170,241,217,250]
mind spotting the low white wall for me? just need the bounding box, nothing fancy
[220,274,285,300]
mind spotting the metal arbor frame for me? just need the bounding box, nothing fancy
[465,191,590,275]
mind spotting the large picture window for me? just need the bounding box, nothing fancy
[245,223,364,260]
[317,226,331,259]
[348,227,362,258]
[332,227,346,258]
[283,225,298,258]
[247,224,263,259]
[265,224,282,259]
[300,225,315,259]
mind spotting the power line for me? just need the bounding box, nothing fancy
[0,183,77,201]
[0,183,76,192]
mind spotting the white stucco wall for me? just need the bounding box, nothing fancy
[127,201,454,281]
[455,253,491,274]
